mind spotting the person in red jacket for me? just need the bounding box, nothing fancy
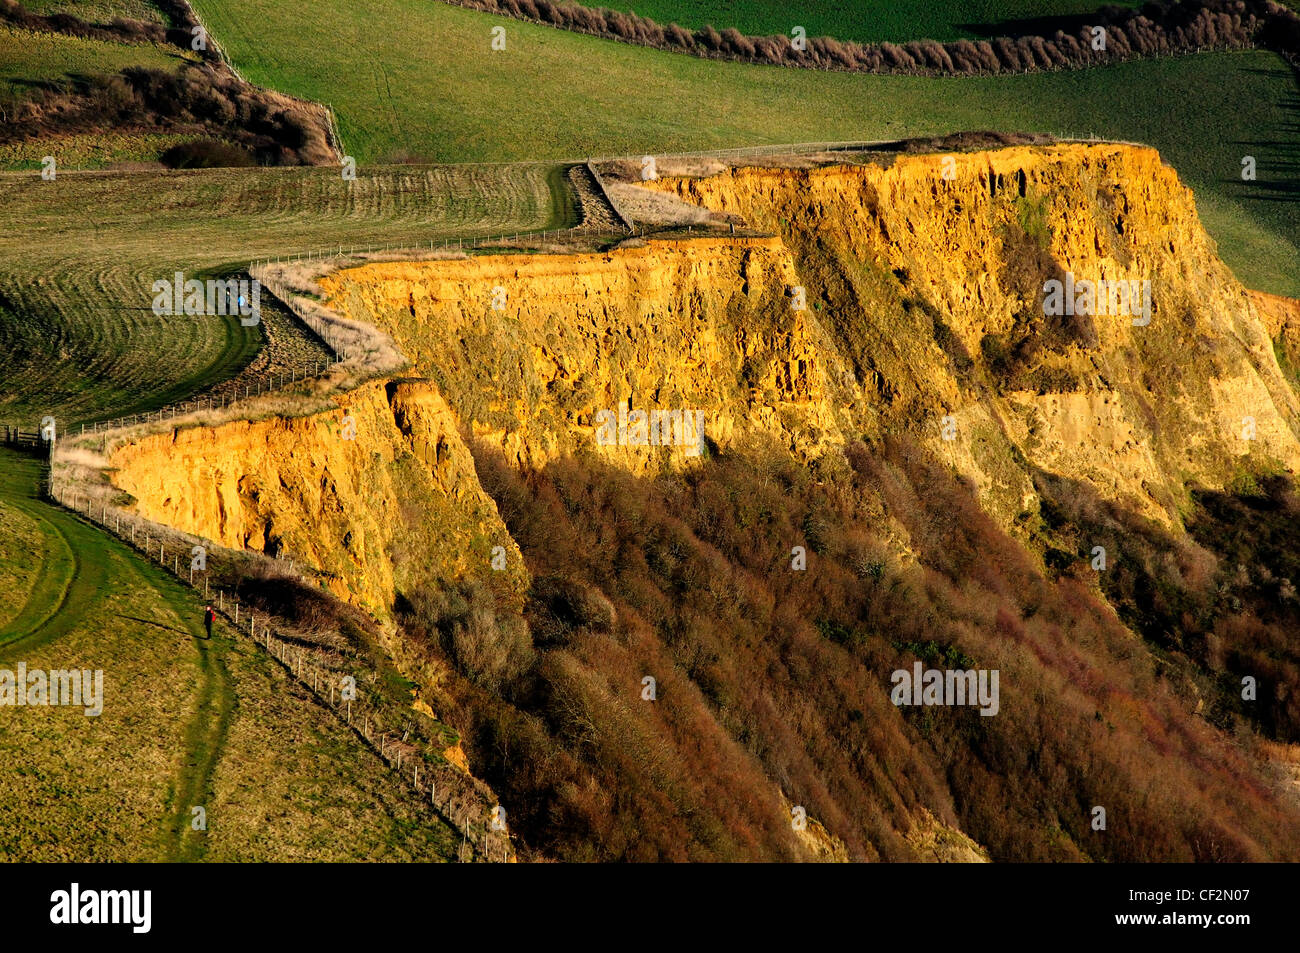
[203,605,215,639]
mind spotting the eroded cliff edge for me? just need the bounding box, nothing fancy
[107,144,1300,861]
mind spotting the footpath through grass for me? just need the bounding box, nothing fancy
[0,446,460,860]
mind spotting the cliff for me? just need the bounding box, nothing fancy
[111,378,528,623]
[105,142,1300,861]
[645,145,1300,526]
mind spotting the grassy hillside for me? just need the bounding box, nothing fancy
[189,0,1300,297]
[0,25,202,168]
[592,0,1143,44]
[0,22,188,95]
[21,0,166,21]
[0,446,461,861]
[0,161,570,424]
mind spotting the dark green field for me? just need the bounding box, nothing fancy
[190,0,1300,298]
[592,0,1143,44]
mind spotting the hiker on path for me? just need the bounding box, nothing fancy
[204,604,215,639]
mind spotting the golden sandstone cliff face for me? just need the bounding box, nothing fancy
[315,237,844,472]
[110,142,1299,655]
[647,145,1300,527]
[105,145,1300,861]
[110,379,527,621]
[109,143,1300,655]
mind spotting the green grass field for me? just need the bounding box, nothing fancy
[0,24,190,97]
[593,0,1142,44]
[0,161,571,424]
[188,0,1300,298]
[0,445,461,861]
[1,0,1296,426]
[0,130,205,169]
[21,0,168,23]
[0,25,200,168]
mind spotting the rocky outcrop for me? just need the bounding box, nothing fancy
[106,142,1300,861]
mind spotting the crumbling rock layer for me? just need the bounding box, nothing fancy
[113,142,1300,656]
[107,144,1300,860]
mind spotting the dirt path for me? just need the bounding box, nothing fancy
[0,450,108,656]
[164,605,234,862]
[0,446,235,861]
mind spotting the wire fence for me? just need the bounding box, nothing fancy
[323,102,345,164]
[4,131,1151,862]
[47,481,515,863]
[188,5,347,162]
[66,358,342,438]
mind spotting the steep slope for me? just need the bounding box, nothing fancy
[109,143,1300,861]
[111,378,529,625]
[647,145,1300,525]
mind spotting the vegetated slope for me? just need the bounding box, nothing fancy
[590,0,1144,45]
[0,16,192,168]
[23,0,165,21]
[0,446,461,861]
[187,0,1300,297]
[0,2,338,168]
[111,144,1300,861]
[0,21,185,88]
[0,17,203,170]
[0,161,567,425]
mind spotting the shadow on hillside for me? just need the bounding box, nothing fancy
[956,13,1103,39]
[1224,67,1300,208]
[1030,462,1300,741]
[118,614,188,635]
